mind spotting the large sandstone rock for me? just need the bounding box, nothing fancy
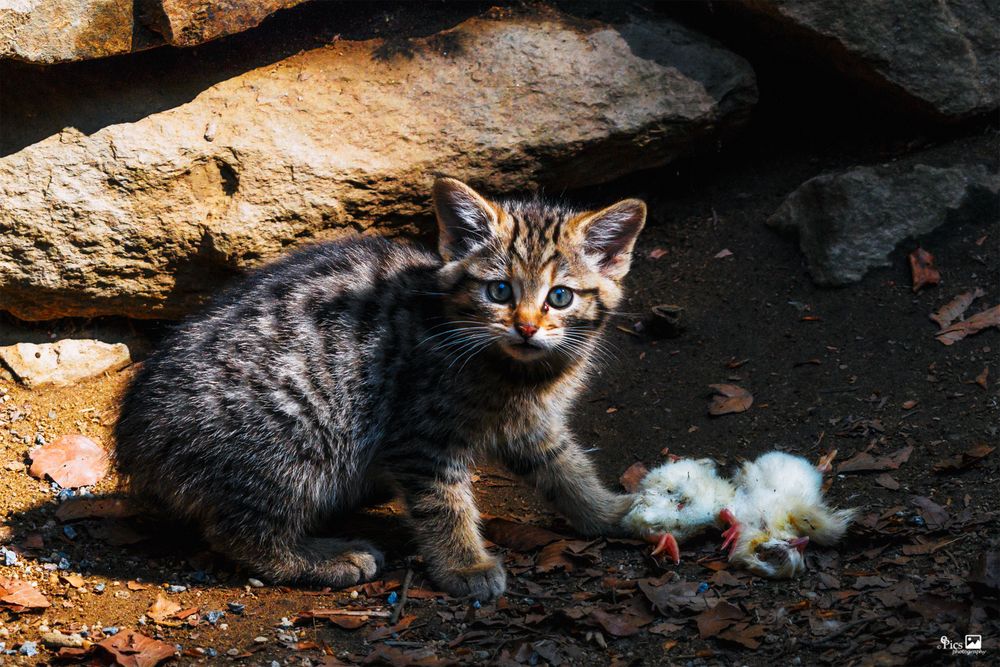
[146,0,307,47]
[735,0,999,119]
[0,9,757,320]
[769,160,999,285]
[0,0,308,63]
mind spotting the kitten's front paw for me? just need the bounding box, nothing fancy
[434,558,507,601]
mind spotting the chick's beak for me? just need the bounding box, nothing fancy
[647,533,681,564]
[787,536,809,553]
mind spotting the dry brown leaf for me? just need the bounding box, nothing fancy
[28,435,108,488]
[362,644,453,666]
[536,540,575,573]
[718,623,766,649]
[482,517,565,551]
[901,399,918,410]
[975,367,989,389]
[173,607,199,620]
[911,496,949,531]
[649,247,668,260]
[837,445,913,473]
[639,579,712,614]
[127,580,148,591]
[936,305,1000,346]
[929,289,984,328]
[96,630,177,667]
[55,497,137,522]
[367,614,417,642]
[588,608,641,637]
[649,622,685,636]
[295,609,381,629]
[60,574,85,589]
[874,474,900,490]
[696,600,745,638]
[932,443,995,473]
[619,461,649,493]
[707,384,753,416]
[0,577,50,610]
[148,593,182,623]
[908,248,940,292]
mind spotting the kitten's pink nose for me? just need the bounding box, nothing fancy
[515,323,538,339]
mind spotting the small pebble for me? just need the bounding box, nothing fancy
[205,610,225,625]
[168,584,186,593]
[349,589,359,599]
[697,582,709,594]
[387,591,398,604]
[226,648,239,656]
[247,578,264,588]
[2,548,17,566]
[472,599,481,609]
[205,648,218,657]
[19,641,38,657]
[227,602,245,615]
[57,557,70,570]
[94,583,106,593]
[102,627,119,636]
[253,636,267,643]
[63,525,77,540]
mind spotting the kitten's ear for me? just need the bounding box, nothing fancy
[432,177,498,261]
[575,199,647,280]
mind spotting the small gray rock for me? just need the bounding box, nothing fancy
[769,161,999,285]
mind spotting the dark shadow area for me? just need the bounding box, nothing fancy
[0,310,165,352]
[0,0,502,156]
[2,495,414,588]
[547,1,998,217]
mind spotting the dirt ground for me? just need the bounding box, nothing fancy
[1,102,998,667]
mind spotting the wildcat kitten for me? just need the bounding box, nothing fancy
[114,178,646,600]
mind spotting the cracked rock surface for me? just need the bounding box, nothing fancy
[0,7,756,320]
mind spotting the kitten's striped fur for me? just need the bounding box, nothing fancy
[114,178,646,599]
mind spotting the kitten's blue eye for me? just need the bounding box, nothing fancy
[487,280,513,303]
[547,286,573,309]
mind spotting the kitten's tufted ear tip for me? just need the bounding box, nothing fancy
[576,197,647,279]
[432,177,497,262]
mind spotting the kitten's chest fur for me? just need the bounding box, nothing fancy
[388,343,584,451]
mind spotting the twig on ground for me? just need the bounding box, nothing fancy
[389,567,414,625]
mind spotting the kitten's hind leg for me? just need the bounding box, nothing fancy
[298,537,384,586]
[209,530,384,588]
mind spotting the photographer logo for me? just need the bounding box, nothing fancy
[938,634,986,656]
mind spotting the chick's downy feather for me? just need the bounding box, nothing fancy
[724,452,854,579]
[623,459,735,543]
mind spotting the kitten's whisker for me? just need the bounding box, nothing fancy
[417,323,492,348]
[433,332,493,357]
[451,336,497,372]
